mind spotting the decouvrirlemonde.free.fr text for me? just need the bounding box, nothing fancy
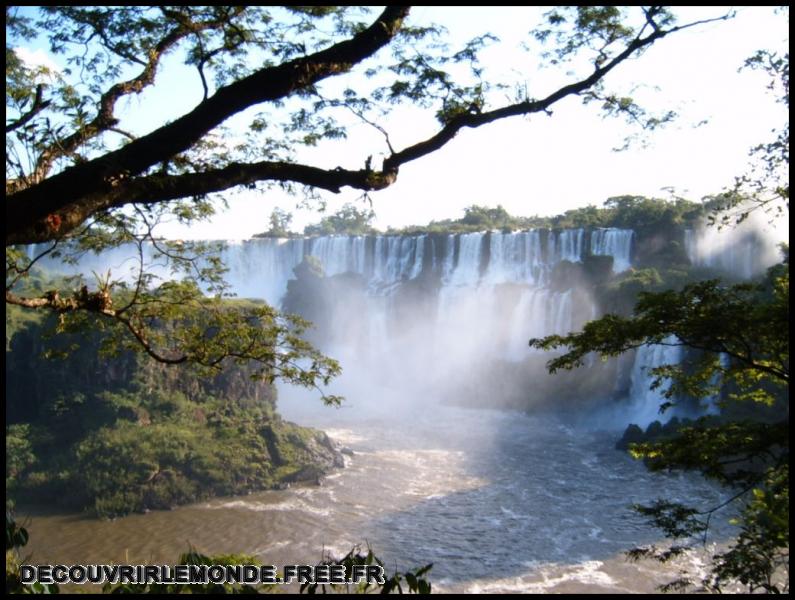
[20,563,385,586]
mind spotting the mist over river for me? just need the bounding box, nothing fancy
[21,386,735,593]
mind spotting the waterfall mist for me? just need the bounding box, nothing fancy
[684,209,788,280]
[238,230,626,421]
[27,215,784,430]
[29,230,631,420]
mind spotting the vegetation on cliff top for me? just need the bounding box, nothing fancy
[252,194,714,239]
[6,293,342,519]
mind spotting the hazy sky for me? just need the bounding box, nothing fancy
[12,7,789,239]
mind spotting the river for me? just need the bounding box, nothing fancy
[20,386,734,594]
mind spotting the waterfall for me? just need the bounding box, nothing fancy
[556,229,584,263]
[590,228,633,272]
[526,230,544,285]
[23,230,597,372]
[309,234,427,297]
[627,336,683,428]
[484,231,550,286]
[445,232,484,286]
[485,231,522,285]
[440,234,456,282]
[504,288,575,361]
[222,238,305,302]
[23,219,784,423]
[409,235,426,280]
[23,227,639,402]
[703,353,731,416]
[625,339,729,427]
[551,289,573,334]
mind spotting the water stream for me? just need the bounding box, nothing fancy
[21,392,733,593]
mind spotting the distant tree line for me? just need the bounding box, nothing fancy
[253,195,718,239]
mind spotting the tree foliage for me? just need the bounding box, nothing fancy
[532,269,788,396]
[460,204,513,230]
[253,207,295,238]
[6,302,345,518]
[531,258,789,592]
[388,195,703,237]
[303,202,376,236]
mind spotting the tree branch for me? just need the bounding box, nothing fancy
[5,8,734,247]
[384,25,671,171]
[29,9,248,185]
[122,161,398,201]
[6,6,411,245]
[6,84,51,133]
[672,334,789,383]
[6,287,190,364]
[5,161,399,245]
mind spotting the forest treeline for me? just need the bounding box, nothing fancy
[254,194,719,238]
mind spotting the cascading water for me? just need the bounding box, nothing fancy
[484,230,547,285]
[703,352,731,416]
[624,343,733,429]
[27,229,635,372]
[28,227,635,405]
[223,238,307,301]
[590,228,633,272]
[445,232,484,286]
[627,336,683,428]
[555,228,585,263]
[625,213,786,426]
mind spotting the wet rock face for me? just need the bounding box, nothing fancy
[308,430,347,471]
[615,424,644,451]
[272,426,346,487]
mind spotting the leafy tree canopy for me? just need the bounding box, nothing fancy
[252,207,295,238]
[530,235,789,593]
[303,202,376,236]
[460,204,513,229]
[387,195,704,236]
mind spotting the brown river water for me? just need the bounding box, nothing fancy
[19,393,736,593]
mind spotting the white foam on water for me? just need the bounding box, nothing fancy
[323,428,369,446]
[459,560,617,594]
[212,498,331,517]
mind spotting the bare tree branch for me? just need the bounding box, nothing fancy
[6,84,51,133]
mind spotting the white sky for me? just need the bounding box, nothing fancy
[12,6,789,239]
